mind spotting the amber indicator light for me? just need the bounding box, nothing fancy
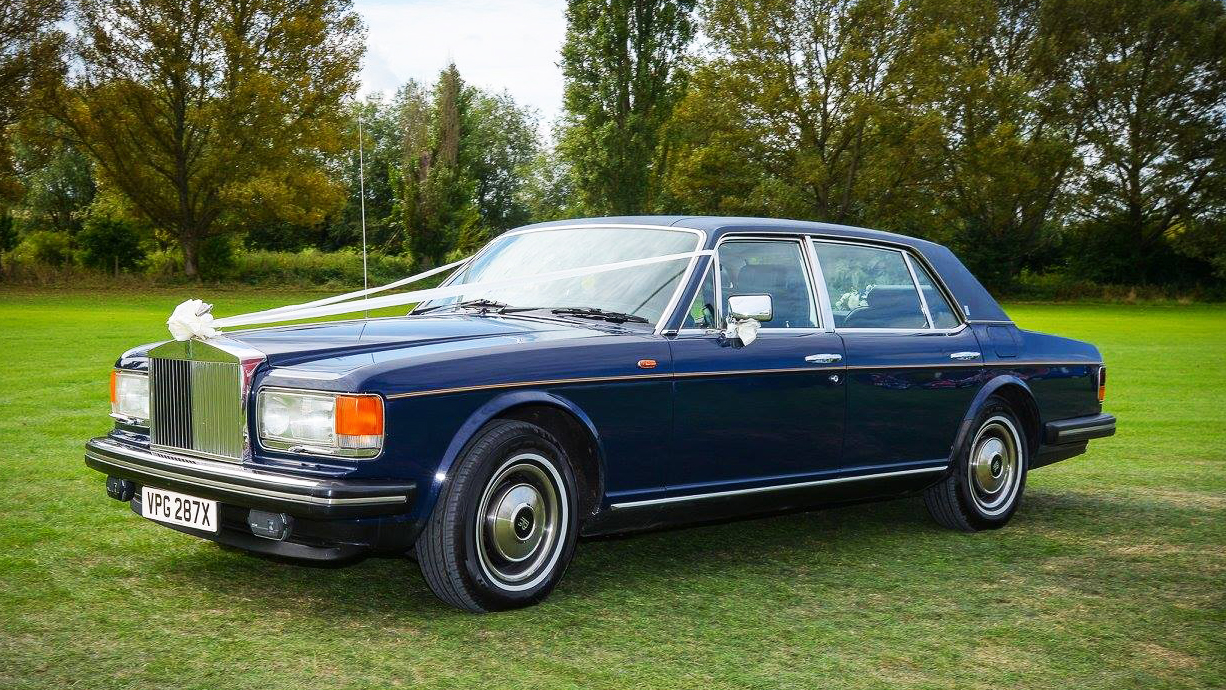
[109,370,118,405]
[637,359,658,370]
[336,395,385,436]
[1097,366,1107,403]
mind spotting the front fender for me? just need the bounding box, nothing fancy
[418,390,608,520]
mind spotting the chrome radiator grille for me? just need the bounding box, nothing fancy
[149,356,245,462]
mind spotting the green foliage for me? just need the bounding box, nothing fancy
[77,214,144,272]
[559,0,696,214]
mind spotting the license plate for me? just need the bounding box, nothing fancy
[140,486,219,533]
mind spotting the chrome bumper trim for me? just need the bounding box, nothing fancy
[1044,413,1117,444]
[85,437,412,513]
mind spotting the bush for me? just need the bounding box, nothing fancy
[15,231,74,267]
[221,248,419,288]
[1005,270,1226,303]
[78,215,145,273]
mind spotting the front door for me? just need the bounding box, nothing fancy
[810,239,983,474]
[667,237,846,497]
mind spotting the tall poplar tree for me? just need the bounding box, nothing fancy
[40,0,364,277]
[559,0,696,215]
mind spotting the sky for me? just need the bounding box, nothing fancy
[354,0,569,131]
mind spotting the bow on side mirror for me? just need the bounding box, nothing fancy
[727,294,773,322]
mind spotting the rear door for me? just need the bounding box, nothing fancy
[666,237,846,496]
[809,239,982,475]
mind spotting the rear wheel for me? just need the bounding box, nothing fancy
[416,420,578,612]
[924,396,1028,531]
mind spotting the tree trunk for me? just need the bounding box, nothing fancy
[182,235,200,279]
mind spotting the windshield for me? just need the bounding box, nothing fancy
[415,227,702,324]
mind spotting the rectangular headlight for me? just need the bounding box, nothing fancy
[110,370,149,422]
[257,389,384,458]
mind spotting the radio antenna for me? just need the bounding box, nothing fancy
[357,111,369,317]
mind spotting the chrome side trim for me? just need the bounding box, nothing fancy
[902,252,935,329]
[609,465,947,509]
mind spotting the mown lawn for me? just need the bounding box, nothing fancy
[0,288,1223,689]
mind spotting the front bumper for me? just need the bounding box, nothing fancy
[85,436,416,519]
[86,436,420,561]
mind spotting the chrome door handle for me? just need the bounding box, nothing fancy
[950,351,981,361]
[804,353,843,364]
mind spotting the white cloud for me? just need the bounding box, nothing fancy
[354,0,568,130]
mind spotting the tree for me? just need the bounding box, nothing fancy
[662,0,915,223]
[299,95,405,253]
[0,0,65,202]
[559,0,696,214]
[888,0,1090,289]
[39,0,364,277]
[1065,0,1226,284]
[399,66,481,264]
[468,91,541,233]
[396,65,543,263]
[11,124,96,236]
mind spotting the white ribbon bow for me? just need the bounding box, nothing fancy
[167,299,219,341]
[723,316,760,345]
[161,249,715,340]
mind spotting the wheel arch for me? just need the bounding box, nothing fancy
[432,390,606,522]
[952,374,1041,463]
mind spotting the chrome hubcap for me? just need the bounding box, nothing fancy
[967,416,1022,516]
[475,454,566,591]
[487,482,546,562]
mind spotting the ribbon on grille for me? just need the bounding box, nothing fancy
[166,249,714,341]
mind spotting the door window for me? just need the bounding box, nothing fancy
[909,259,962,328]
[813,242,938,329]
[718,240,817,328]
[682,264,718,329]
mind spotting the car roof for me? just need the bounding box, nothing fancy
[519,215,929,248]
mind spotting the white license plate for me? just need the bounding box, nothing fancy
[141,486,219,533]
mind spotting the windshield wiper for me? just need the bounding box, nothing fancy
[414,298,507,315]
[549,307,649,324]
[415,298,542,316]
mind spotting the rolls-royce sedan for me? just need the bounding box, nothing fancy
[86,216,1116,612]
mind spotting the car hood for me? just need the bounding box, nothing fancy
[225,313,615,371]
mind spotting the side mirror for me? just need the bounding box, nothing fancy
[727,294,773,323]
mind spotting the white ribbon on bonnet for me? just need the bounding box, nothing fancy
[166,249,721,341]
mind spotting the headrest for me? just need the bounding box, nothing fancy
[736,264,789,294]
[867,285,922,310]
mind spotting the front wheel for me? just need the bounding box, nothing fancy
[416,420,578,612]
[924,396,1028,531]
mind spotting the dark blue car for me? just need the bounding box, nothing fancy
[87,217,1116,611]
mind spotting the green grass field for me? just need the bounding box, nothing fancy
[1,288,1223,689]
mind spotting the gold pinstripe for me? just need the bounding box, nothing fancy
[385,360,1100,400]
